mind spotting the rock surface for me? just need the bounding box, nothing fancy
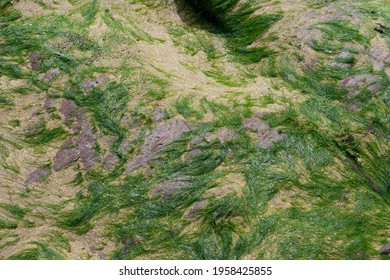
[53,138,79,171]
[24,167,51,188]
[243,118,285,149]
[82,76,109,93]
[380,243,390,254]
[150,177,190,198]
[127,118,190,172]
[43,68,60,81]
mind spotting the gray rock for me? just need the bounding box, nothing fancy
[369,45,390,71]
[243,118,269,133]
[340,74,380,89]
[82,76,109,93]
[151,107,165,123]
[337,51,353,59]
[60,99,77,122]
[24,167,51,187]
[243,118,285,149]
[185,201,207,219]
[119,138,131,153]
[380,243,390,254]
[127,118,190,172]
[75,112,98,170]
[43,68,60,82]
[30,51,41,71]
[53,138,79,171]
[206,128,236,143]
[151,177,190,198]
[103,153,120,170]
[258,130,286,149]
[331,62,353,68]
[44,98,57,112]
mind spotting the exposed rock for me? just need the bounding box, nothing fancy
[243,118,269,133]
[184,200,207,219]
[150,177,190,198]
[24,119,44,135]
[24,167,51,188]
[30,51,41,71]
[53,138,79,171]
[151,107,165,123]
[119,138,131,153]
[127,118,190,172]
[337,51,353,59]
[143,119,190,153]
[340,74,381,96]
[380,243,390,254]
[243,118,285,149]
[75,112,98,170]
[43,68,60,82]
[340,74,379,88]
[259,130,286,149]
[60,99,77,122]
[103,152,120,170]
[330,62,353,68]
[44,98,57,112]
[184,149,202,161]
[369,37,390,71]
[205,128,236,143]
[82,75,109,93]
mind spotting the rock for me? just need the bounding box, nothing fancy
[380,243,390,254]
[75,112,98,170]
[243,118,269,133]
[44,98,57,112]
[82,76,109,93]
[53,138,79,171]
[258,130,286,149]
[151,107,165,123]
[43,68,60,82]
[103,153,120,170]
[340,74,381,96]
[337,51,353,59]
[243,118,285,149]
[340,74,379,88]
[331,62,353,68]
[205,128,236,143]
[119,138,131,153]
[369,37,390,70]
[60,99,77,122]
[184,149,202,161]
[120,237,139,256]
[127,118,190,172]
[184,200,207,219]
[127,156,146,173]
[150,177,190,198]
[143,118,190,153]
[24,167,51,188]
[30,51,41,71]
